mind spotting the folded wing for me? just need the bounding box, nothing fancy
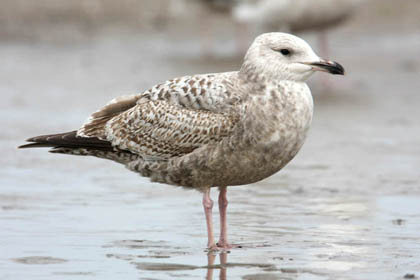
[76,73,241,160]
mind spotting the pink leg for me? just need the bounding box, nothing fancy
[217,186,231,249]
[203,189,216,250]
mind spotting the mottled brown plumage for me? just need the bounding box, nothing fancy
[19,33,344,250]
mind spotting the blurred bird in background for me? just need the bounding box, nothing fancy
[233,0,365,58]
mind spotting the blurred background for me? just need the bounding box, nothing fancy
[1,1,420,279]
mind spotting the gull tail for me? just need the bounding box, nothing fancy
[18,131,114,151]
[18,131,137,164]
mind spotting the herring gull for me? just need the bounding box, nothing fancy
[19,33,344,250]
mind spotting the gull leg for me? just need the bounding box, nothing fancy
[203,188,216,250]
[217,186,233,249]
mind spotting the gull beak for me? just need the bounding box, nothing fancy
[303,59,345,75]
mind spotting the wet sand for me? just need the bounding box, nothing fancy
[1,8,420,280]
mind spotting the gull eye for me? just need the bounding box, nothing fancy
[280,49,291,56]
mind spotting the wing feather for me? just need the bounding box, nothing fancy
[77,95,141,138]
[76,72,241,159]
[105,100,239,159]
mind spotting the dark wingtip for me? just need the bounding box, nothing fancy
[18,131,114,151]
[19,137,38,147]
[18,138,37,149]
[18,143,49,149]
[18,132,74,149]
[18,134,55,149]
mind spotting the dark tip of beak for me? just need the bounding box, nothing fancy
[310,60,345,75]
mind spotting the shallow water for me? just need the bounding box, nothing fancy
[1,22,420,279]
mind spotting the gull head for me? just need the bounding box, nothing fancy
[242,32,344,82]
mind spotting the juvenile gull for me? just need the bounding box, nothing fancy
[19,33,344,250]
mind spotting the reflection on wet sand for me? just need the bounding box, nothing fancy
[206,252,227,280]
[106,239,278,279]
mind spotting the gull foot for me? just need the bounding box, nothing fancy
[206,242,242,252]
[216,242,242,250]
